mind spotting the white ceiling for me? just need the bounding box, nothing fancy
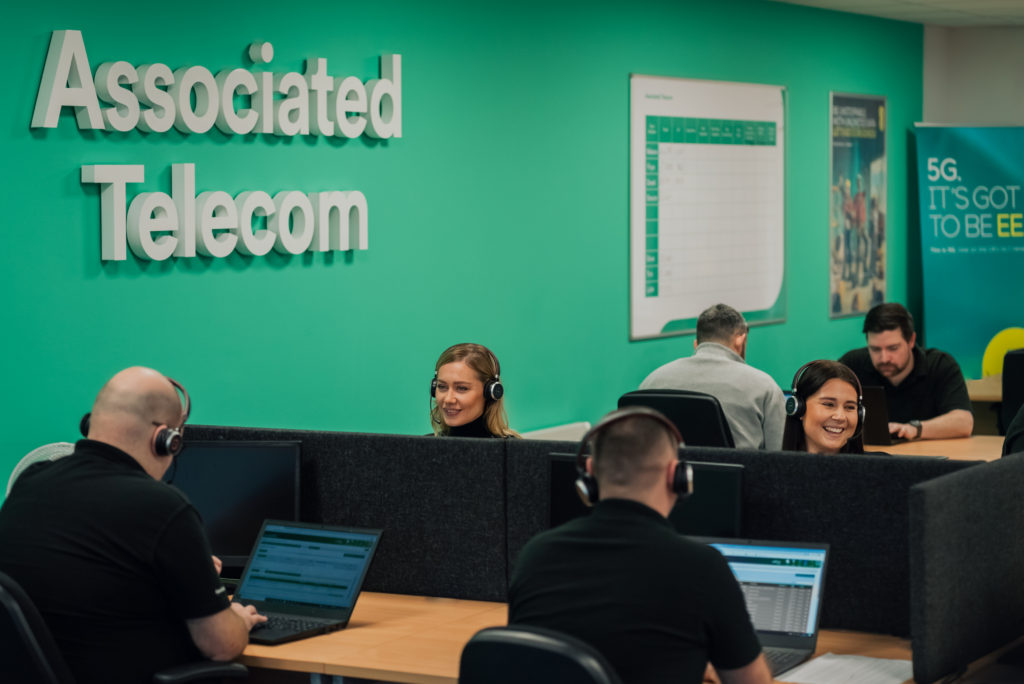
[765,0,1024,26]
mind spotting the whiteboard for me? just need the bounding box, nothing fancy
[630,75,786,339]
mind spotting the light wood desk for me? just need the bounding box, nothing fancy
[866,435,1004,461]
[241,592,912,684]
[967,374,1002,403]
[241,592,506,683]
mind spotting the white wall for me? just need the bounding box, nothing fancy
[924,25,1024,124]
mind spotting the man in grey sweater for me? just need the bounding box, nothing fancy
[640,304,785,450]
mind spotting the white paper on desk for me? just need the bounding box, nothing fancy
[781,652,912,684]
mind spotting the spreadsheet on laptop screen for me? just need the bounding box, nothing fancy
[707,542,826,637]
[238,523,379,609]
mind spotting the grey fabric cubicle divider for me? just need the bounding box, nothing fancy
[678,446,979,637]
[186,426,509,601]
[909,453,1024,684]
[505,439,981,637]
[504,438,580,580]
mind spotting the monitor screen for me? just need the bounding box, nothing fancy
[548,453,743,537]
[165,440,301,572]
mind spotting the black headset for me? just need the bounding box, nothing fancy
[574,406,692,507]
[430,344,504,402]
[80,376,191,457]
[785,361,865,439]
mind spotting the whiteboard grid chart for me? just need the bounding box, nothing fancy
[630,76,785,339]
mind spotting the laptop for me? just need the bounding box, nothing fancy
[549,454,744,537]
[234,520,382,645]
[692,537,829,677]
[860,385,906,446]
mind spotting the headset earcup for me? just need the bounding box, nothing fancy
[785,394,804,418]
[152,426,183,457]
[574,473,599,507]
[430,376,438,399]
[79,413,91,438]
[673,461,693,499]
[852,403,866,439]
[485,379,504,402]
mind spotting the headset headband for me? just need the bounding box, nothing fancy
[576,406,682,472]
[574,406,690,507]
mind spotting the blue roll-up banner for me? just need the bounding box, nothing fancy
[914,126,1024,379]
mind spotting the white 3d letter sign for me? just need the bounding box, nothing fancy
[81,164,368,261]
[33,30,401,140]
[34,31,395,262]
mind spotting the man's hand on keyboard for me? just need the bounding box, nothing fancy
[231,601,268,631]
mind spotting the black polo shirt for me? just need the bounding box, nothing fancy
[1005,405,1024,456]
[839,346,972,424]
[0,440,230,684]
[508,499,761,684]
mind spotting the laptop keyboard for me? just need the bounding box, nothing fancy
[764,647,808,675]
[252,614,332,633]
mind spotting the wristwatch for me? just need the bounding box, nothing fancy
[909,419,923,439]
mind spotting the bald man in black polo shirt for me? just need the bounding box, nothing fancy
[508,409,771,684]
[0,367,266,684]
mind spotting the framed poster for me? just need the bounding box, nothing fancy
[630,75,786,340]
[829,92,886,318]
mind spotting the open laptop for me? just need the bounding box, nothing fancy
[234,520,382,645]
[860,385,906,446]
[692,537,829,677]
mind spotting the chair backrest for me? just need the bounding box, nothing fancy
[6,442,74,496]
[0,571,75,684]
[618,389,735,447]
[1002,349,1024,433]
[459,625,623,684]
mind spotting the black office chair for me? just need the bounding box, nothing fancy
[0,571,247,684]
[459,625,623,684]
[618,389,735,447]
[1000,349,1024,434]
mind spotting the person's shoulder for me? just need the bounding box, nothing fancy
[922,347,961,367]
[116,475,192,515]
[513,524,574,575]
[658,534,735,576]
[639,357,690,387]
[737,360,782,388]
[839,347,869,364]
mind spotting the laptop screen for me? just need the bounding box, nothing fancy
[236,521,381,610]
[698,538,828,638]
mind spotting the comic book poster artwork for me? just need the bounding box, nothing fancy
[829,93,886,318]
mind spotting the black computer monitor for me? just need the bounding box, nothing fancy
[548,453,743,537]
[165,440,301,573]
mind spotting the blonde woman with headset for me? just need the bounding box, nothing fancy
[429,343,519,438]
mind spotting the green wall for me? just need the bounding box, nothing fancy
[0,0,923,483]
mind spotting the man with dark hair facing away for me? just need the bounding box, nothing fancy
[508,409,771,684]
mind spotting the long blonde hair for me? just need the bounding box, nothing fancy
[430,343,520,438]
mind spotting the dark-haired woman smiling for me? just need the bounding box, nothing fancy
[782,360,864,454]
